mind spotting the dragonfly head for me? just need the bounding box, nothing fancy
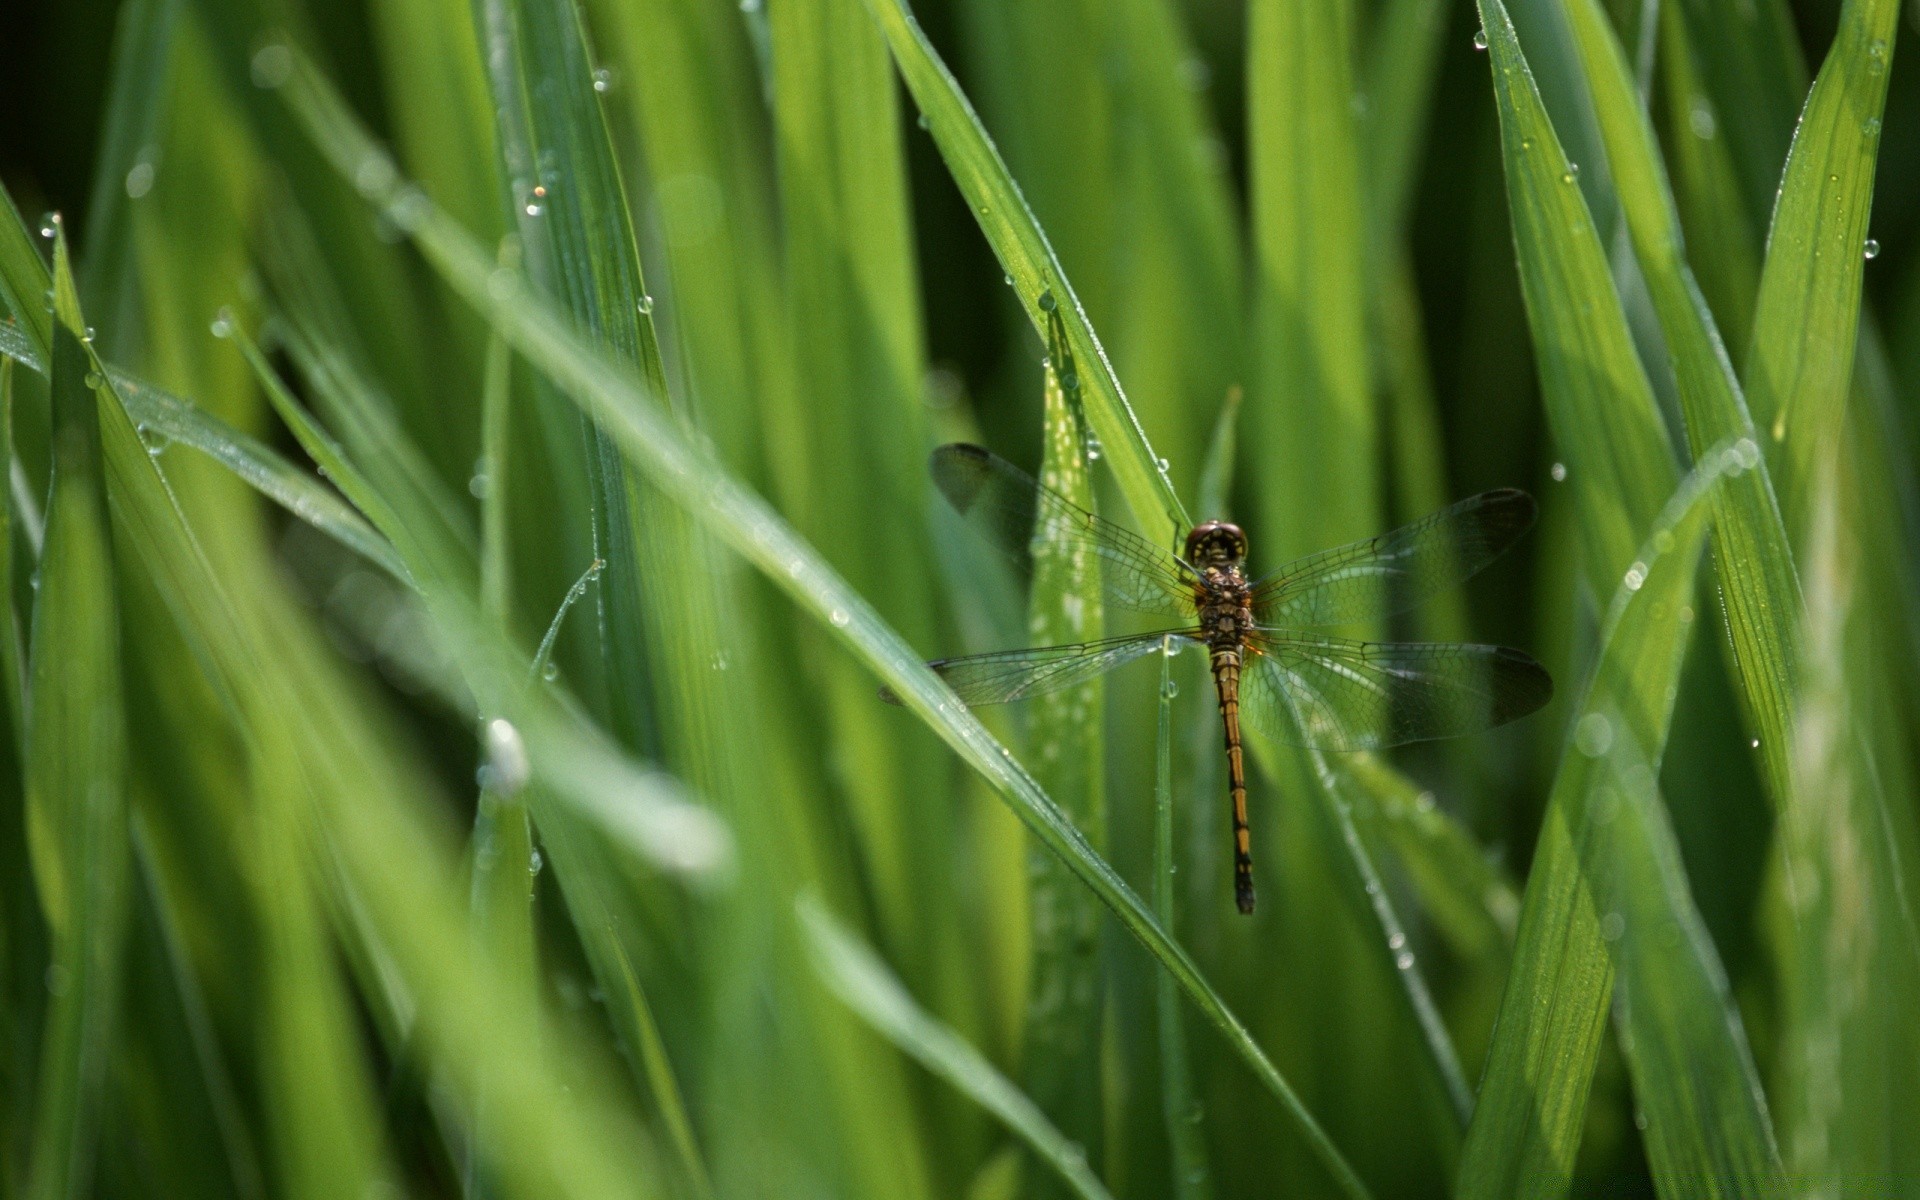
[1184,521,1247,568]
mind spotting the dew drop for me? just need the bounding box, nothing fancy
[1690,102,1718,140]
[637,294,654,315]
[829,608,850,628]
[1061,371,1079,392]
[1599,911,1625,941]
[592,67,613,93]
[83,370,103,389]
[1004,273,1014,287]
[710,651,730,672]
[542,661,560,682]
[481,717,530,795]
[1550,461,1567,482]
[210,309,234,339]
[125,161,156,199]
[1864,238,1880,260]
[1161,678,1179,700]
[1387,931,1406,951]
[1750,737,1760,749]
[250,42,293,89]
[1575,712,1614,758]
[916,113,929,131]
[1623,562,1647,591]
[469,470,491,499]
[1472,29,1489,50]
[1395,950,1416,970]
[524,203,543,217]
[38,213,58,239]
[528,847,545,875]
[1038,289,1057,313]
[1863,117,1882,138]
[1156,456,1170,472]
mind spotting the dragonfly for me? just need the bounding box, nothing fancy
[894,443,1553,915]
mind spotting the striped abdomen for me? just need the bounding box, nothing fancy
[1210,648,1255,914]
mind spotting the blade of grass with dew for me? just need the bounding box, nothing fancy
[863,0,1187,548]
[1019,310,1108,1167]
[1742,0,1897,532]
[0,328,408,583]
[1154,642,1210,1200]
[801,898,1118,1200]
[1730,2,1920,1185]
[22,231,133,1200]
[1459,445,1778,1199]
[1553,0,1804,816]
[1456,0,1679,1189]
[1576,457,1783,1199]
[99,301,699,1200]
[1470,0,1677,600]
[474,5,847,1192]
[280,71,1373,1198]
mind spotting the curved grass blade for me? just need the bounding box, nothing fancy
[279,67,1373,1198]
[23,229,133,1200]
[1551,0,1805,817]
[0,319,409,586]
[1457,442,1782,1200]
[1742,0,1899,528]
[800,898,1117,1200]
[861,0,1188,549]
[1471,0,1677,595]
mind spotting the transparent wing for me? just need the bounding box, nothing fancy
[1251,489,1538,627]
[1238,632,1553,752]
[931,443,1196,618]
[882,632,1190,706]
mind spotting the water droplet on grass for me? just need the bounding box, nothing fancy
[1550,461,1567,482]
[1864,238,1880,260]
[1575,712,1614,757]
[1472,29,1488,49]
[592,68,614,92]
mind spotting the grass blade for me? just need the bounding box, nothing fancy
[279,68,1373,1199]
[1019,312,1109,1162]
[1155,642,1210,1200]
[801,898,1117,1200]
[1458,444,1772,1199]
[1743,0,1898,528]
[23,229,132,1200]
[862,0,1188,548]
[1551,0,1805,823]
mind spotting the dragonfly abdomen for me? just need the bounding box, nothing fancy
[1210,648,1256,915]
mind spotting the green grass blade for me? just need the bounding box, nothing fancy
[1154,643,1210,1200]
[1020,313,1108,1160]
[0,325,408,584]
[1471,0,1677,594]
[1553,0,1804,819]
[23,229,133,1200]
[1458,444,1767,1198]
[280,71,1372,1198]
[1742,0,1899,530]
[862,0,1188,548]
[1246,0,1376,564]
[800,898,1118,1200]
[0,188,53,358]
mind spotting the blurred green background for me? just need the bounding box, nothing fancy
[0,0,1917,1196]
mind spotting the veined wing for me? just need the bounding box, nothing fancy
[1238,632,1552,752]
[882,632,1191,706]
[1251,490,1537,627]
[931,443,1196,618]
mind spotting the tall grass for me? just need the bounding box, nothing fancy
[0,0,1915,1196]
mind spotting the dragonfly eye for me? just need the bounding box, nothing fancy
[1184,521,1246,564]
